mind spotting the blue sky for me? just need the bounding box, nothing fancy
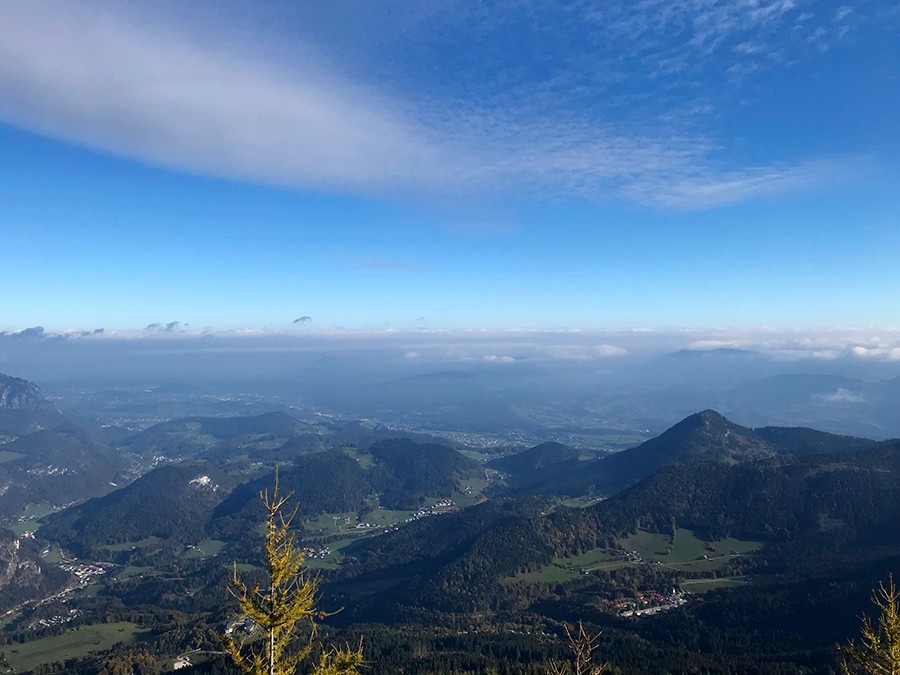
[1,0,899,334]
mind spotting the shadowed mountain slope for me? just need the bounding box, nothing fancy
[0,425,124,519]
[212,450,372,532]
[329,439,900,616]
[211,439,483,537]
[41,462,236,553]
[503,410,890,497]
[367,438,483,507]
[116,411,317,459]
[492,442,580,473]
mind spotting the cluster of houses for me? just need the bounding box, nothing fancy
[224,617,256,638]
[59,561,110,582]
[607,589,687,617]
[331,499,459,536]
[381,499,457,532]
[27,608,81,631]
[302,546,330,559]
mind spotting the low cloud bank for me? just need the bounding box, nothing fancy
[2,325,900,385]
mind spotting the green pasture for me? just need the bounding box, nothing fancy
[618,529,673,558]
[455,478,488,506]
[457,448,496,462]
[617,528,762,572]
[0,450,23,464]
[186,539,227,558]
[711,536,763,555]
[341,448,375,469]
[363,508,416,527]
[506,548,617,585]
[302,535,365,570]
[117,566,154,580]
[304,512,359,535]
[9,503,60,535]
[4,622,145,673]
[305,505,427,537]
[507,528,761,586]
[42,547,64,564]
[65,584,103,600]
[506,565,577,585]
[560,496,604,509]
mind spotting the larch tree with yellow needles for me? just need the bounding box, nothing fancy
[222,469,364,675]
[841,576,900,675]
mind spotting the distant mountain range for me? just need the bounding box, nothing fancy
[7,371,900,674]
[10,362,900,675]
[322,428,900,627]
[494,410,888,496]
[32,435,484,554]
[30,403,896,572]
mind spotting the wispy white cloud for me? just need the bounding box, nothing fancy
[0,2,435,194]
[816,388,866,403]
[481,355,517,363]
[851,346,900,362]
[0,0,870,210]
[627,158,863,210]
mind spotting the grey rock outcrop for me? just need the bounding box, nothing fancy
[0,373,63,434]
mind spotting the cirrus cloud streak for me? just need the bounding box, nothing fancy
[0,0,864,210]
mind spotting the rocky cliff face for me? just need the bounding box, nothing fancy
[0,528,66,613]
[0,373,58,412]
[0,530,20,588]
[0,373,63,434]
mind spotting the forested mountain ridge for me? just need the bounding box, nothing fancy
[8,404,900,675]
[492,442,581,473]
[357,440,900,615]
[542,410,775,495]
[40,462,237,554]
[0,372,135,522]
[212,439,483,537]
[367,438,482,508]
[211,450,372,536]
[0,426,124,519]
[753,425,883,455]
[115,411,319,460]
[508,410,890,496]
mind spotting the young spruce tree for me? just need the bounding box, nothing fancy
[222,469,363,675]
[841,575,900,675]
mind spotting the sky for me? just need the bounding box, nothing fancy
[1,0,899,337]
